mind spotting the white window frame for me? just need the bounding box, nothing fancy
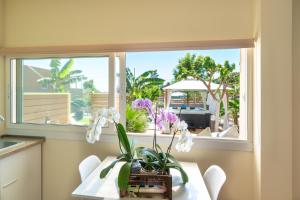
[4,49,253,151]
[5,53,126,136]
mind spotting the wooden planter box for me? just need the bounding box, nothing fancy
[120,170,172,200]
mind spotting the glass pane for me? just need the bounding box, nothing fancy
[125,49,242,138]
[11,56,109,126]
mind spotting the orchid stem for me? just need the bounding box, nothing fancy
[166,130,176,155]
[153,103,158,153]
[165,108,182,169]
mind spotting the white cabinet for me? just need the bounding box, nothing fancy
[0,144,42,200]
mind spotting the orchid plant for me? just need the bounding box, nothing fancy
[132,98,193,152]
[86,99,193,192]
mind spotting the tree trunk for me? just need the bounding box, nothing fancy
[233,115,238,126]
[214,100,221,132]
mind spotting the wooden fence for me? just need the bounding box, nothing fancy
[23,92,120,124]
[90,93,119,113]
[23,92,205,124]
[23,93,70,124]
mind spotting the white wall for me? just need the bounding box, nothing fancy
[43,139,254,200]
[254,0,293,199]
[4,0,254,47]
[0,0,3,46]
[293,0,300,199]
[0,0,5,132]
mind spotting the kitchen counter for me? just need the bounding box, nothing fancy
[0,135,45,159]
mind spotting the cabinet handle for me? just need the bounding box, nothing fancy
[2,178,18,189]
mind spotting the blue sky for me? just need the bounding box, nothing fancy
[127,49,240,83]
[23,57,109,92]
[23,49,240,92]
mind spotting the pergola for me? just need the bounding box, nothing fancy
[163,79,230,129]
[163,79,224,109]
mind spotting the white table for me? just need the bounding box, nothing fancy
[72,156,211,200]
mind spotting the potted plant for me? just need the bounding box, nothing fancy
[86,99,193,199]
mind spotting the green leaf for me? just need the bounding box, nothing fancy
[135,146,146,158]
[166,153,181,166]
[59,59,74,79]
[126,104,148,132]
[166,163,189,184]
[37,77,52,86]
[138,70,156,78]
[178,167,189,184]
[130,140,136,156]
[156,144,166,160]
[126,67,165,101]
[136,147,164,167]
[138,78,164,87]
[116,123,132,156]
[69,70,83,75]
[100,158,124,179]
[50,59,61,68]
[118,162,132,190]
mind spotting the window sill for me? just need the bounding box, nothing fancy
[5,127,252,152]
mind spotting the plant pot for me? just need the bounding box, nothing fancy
[140,167,163,175]
[120,166,172,199]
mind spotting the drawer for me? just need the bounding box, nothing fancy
[0,144,41,200]
[0,149,25,185]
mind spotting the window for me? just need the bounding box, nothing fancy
[125,49,249,140]
[8,54,122,130]
[6,49,250,142]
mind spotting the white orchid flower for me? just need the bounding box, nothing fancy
[174,120,188,132]
[97,108,108,119]
[86,126,96,144]
[86,107,120,144]
[0,115,4,122]
[97,116,107,127]
[86,117,104,144]
[107,107,120,123]
[94,125,102,141]
[175,129,193,152]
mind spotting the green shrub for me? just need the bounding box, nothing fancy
[74,111,84,121]
[126,104,148,132]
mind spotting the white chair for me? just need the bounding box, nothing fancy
[79,155,101,182]
[203,165,226,200]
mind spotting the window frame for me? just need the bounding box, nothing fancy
[5,52,126,134]
[4,49,253,151]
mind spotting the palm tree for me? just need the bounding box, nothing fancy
[37,59,87,92]
[126,68,165,102]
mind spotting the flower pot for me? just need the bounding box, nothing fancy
[120,166,172,200]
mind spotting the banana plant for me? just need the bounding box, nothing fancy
[37,59,87,92]
[126,68,165,102]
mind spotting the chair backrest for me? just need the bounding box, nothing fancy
[203,165,226,200]
[79,155,101,182]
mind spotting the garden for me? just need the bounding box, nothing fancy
[125,53,240,136]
